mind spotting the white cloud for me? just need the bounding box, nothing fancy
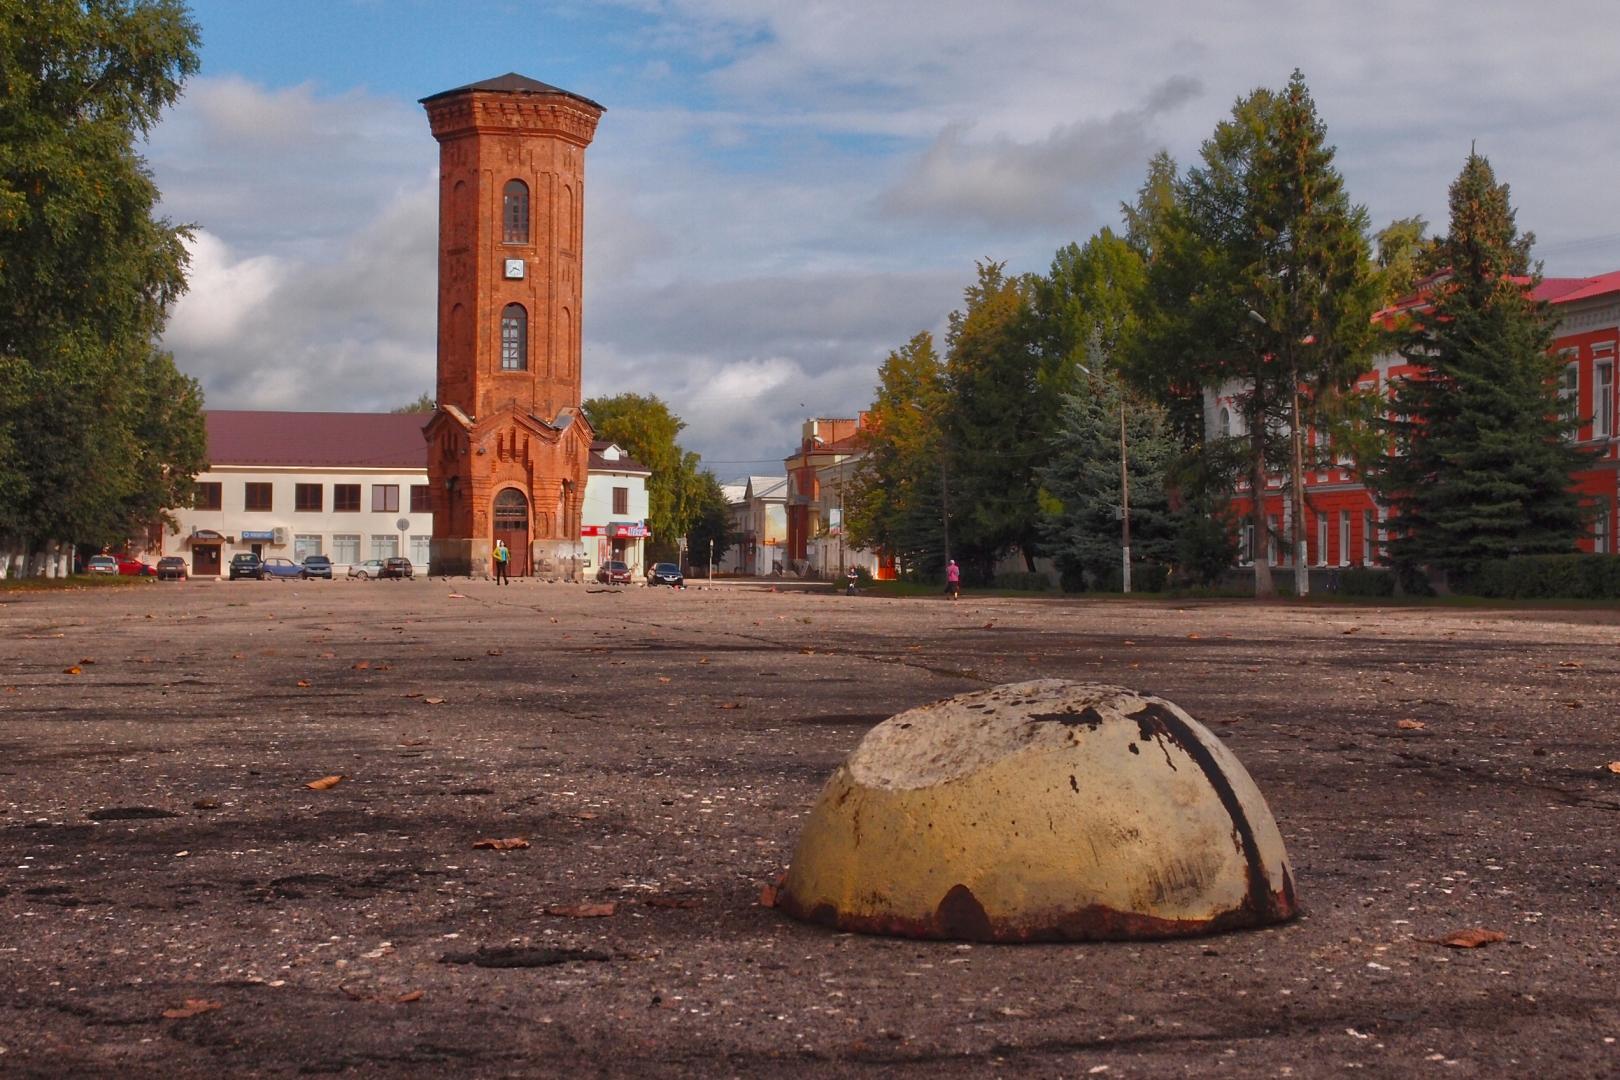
[146,2,1620,465]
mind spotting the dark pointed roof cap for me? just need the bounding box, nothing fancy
[420,73,604,111]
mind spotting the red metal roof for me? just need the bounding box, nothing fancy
[205,411,429,469]
[588,441,651,475]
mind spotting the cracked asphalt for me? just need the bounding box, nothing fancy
[1,578,1618,1078]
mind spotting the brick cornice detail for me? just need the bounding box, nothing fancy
[425,92,602,146]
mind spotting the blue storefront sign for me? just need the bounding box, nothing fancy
[241,531,275,540]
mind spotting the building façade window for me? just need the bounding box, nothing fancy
[333,484,361,512]
[501,304,527,371]
[295,483,322,512]
[371,485,399,513]
[503,180,529,244]
[244,483,273,512]
[410,485,431,514]
[193,482,222,511]
[612,486,628,515]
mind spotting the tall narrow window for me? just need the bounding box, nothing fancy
[501,304,527,371]
[1597,361,1614,439]
[1339,510,1351,567]
[1560,359,1579,440]
[1317,516,1328,566]
[1217,406,1230,438]
[612,486,628,515]
[502,180,529,244]
[1363,509,1375,564]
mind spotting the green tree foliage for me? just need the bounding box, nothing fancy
[1123,71,1378,596]
[1374,216,1434,304]
[1037,378,1178,587]
[582,393,705,557]
[845,332,948,577]
[944,262,1074,581]
[0,0,206,551]
[391,392,435,414]
[1363,153,1590,576]
[683,471,737,575]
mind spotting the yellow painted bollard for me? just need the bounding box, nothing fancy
[778,680,1297,941]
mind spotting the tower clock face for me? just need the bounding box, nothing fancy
[504,258,526,280]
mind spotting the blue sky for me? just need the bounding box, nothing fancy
[149,0,1620,473]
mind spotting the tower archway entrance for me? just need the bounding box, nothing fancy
[493,488,531,577]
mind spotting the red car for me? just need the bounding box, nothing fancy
[115,555,155,576]
[595,560,632,585]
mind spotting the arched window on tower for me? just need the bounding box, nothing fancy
[1218,406,1231,438]
[503,180,529,244]
[500,304,527,371]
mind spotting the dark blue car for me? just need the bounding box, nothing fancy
[261,557,304,580]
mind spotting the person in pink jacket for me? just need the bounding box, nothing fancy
[945,559,960,599]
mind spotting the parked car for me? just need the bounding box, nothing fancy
[647,562,684,587]
[86,555,119,576]
[229,553,266,580]
[347,559,386,580]
[596,560,632,585]
[381,556,414,579]
[155,556,188,581]
[115,554,155,576]
[261,557,304,580]
[299,554,333,580]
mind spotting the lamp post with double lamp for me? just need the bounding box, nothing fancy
[1075,363,1131,594]
[906,403,950,573]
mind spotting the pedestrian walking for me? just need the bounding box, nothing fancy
[945,559,960,600]
[845,567,859,596]
[494,540,509,585]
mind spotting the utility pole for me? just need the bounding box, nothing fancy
[1290,375,1310,598]
[1119,397,1131,594]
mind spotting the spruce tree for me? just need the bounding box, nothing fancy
[1365,154,1590,576]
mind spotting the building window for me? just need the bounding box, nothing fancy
[334,484,361,513]
[295,483,323,512]
[1314,515,1327,566]
[371,485,399,513]
[244,483,273,512]
[331,534,360,564]
[1218,406,1230,438]
[1339,510,1351,567]
[1560,360,1579,438]
[410,485,431,514]
[1596,503,1612,555]
[501,304,527,371]
[1597,361,1614,439]
[293,535,322,560]
[371,534,399,560]
[410,535,431,566]
[1363,509,1375,564]
[1267,514,1279,566]
[612,486,628,515]
[502,179,529,244]
[194,482,222,511]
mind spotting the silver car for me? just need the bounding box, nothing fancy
[347,559,387,580]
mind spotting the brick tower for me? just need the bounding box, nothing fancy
[419,74,604,578]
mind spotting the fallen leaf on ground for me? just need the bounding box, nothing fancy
[64,666,82,675]
[296,680,310,687]
[1560,661,1582,668]
[545,902,616,918]
[1246,666,1259,672]
[1187,633,1200,639]
[232,654,244,659]
[404,692,422,698]
[1397,719,1426,730]
[718,702,742,710]
[983,621,994,629]
[487,648,504,656]
[423,697,444,705]
[447,593,466,598]
[657,677,671,683]
[758,885,778,908]
[192,797,219,810]
[1563,701,1581,708]
[472,837,530,850]
[305,775,346,790]
[79,658,95,664]
[401,737,429,746]
[395,990,424,1003]
[698,658,708,664]
[1343,627,1360,635]
[163,999,222,1019]
[1606,762,1620,774]
[352,661,369,670]
[799,648,816,655]
[575,812,598,820]
[1423,928,1506,948]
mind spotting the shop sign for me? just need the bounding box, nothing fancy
[241,531,275,540]
[580,525,605,536]
[608,522,649,538]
